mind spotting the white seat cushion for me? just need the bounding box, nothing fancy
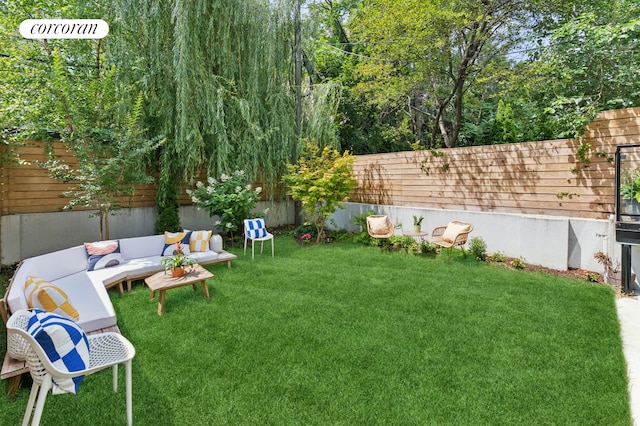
[52,273,117,333]
[188,251,219,265]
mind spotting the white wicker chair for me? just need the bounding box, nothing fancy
[6,310,136,426]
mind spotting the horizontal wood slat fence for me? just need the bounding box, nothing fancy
[1,107,639,220]
[0,143,285,215]
[350,107,640,220]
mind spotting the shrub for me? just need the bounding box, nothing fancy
[418,240,438,257]
[586,271,600,282]
[154,177,181,233]
[384,235,418,253]
[510,258,525,270]
[469,237,488,261]
[187,170,264,241]
[351,210,376,245]
[293,223,318,241]
[490,251,508,263]
[283,142,356,243]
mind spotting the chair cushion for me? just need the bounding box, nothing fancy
[442,222,472,243]
[246,219,268,239]
[25,276,80,321]
[369,216,391,236]
[190,230,212,252]
[27,310,90,394]
[84,240,123,271]
[162,231,191,256]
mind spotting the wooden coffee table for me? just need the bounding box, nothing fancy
[144,264,213,315]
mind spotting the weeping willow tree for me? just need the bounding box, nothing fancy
[301,82,342,149]
[111,0,342,231]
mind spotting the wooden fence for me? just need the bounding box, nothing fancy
[1,107,640,219]
[350,107,640,220]
[0,142,156,215]
[0,142,285,215]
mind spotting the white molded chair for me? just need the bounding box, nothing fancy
[243,218,274,260]
[6,310,136,426]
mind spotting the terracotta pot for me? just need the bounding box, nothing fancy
[171,267,184,277]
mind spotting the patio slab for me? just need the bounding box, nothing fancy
[616,296,640,425]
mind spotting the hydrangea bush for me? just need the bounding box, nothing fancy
[187,170,265,241]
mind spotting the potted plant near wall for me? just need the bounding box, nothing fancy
[412,215,424,233]
[161,242,193,277]
[593,251,630,290]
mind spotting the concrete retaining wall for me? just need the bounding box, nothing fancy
[1,199,294,265]
[330,202,637,289]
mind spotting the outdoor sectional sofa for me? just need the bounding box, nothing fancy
[0,231,236,396]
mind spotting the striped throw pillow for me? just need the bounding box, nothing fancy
[25,276,80,321]
[190,230,212,252]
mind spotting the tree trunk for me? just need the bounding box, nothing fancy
[409,94,425,143]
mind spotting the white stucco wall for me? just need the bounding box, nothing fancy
[329,202,630,275]
[1,200,294,265]
[4,198,637,291]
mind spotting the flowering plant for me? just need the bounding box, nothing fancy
[299,233,312,244]
[160,242,193,272]
[187,170,266,241]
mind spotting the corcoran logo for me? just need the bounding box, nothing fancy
[19,19,109,39]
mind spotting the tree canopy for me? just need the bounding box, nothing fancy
[2,0,640,224]
[304,0,640,151]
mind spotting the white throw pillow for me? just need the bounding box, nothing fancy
[442,222,471,243]
[369,217,390,235]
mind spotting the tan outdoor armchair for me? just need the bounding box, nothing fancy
[431,220,474,250]
[366,215,395,239]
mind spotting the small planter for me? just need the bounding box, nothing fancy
[171,267,184,278]
[412,215,424,233]
[608,270,636,293]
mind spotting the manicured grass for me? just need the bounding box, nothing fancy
[0,235,630,425]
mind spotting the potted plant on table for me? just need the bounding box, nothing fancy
[412,215,424,233]
[161,242,193,277]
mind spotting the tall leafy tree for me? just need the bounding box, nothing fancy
[1,0,160,239]
[352,0,535,148]
[305,0,411,154]
[283,142,356,243]
[530,11,640,138]
[114,0,340,231]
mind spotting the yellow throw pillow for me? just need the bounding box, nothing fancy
[190,230,212,252]
[25,276,80,321]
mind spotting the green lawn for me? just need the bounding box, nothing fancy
[0,235,630,425]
